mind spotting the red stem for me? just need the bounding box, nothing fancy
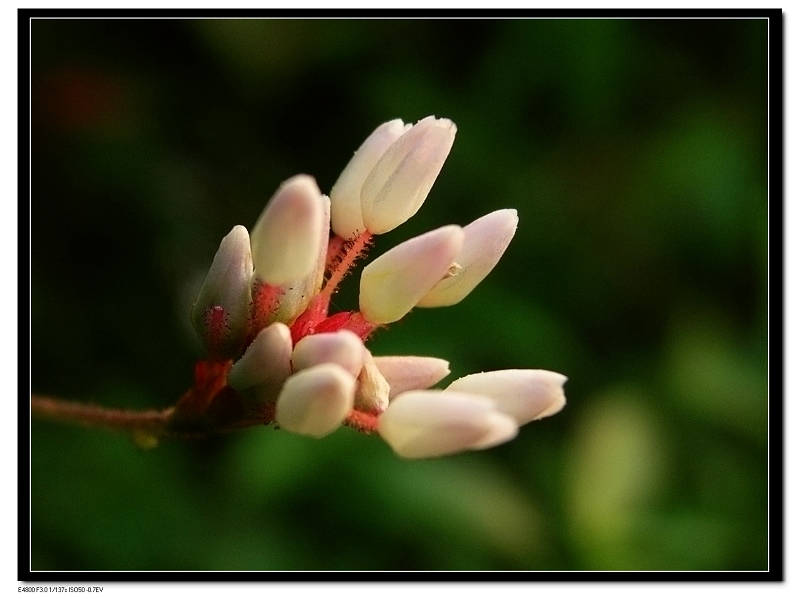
[320,231,372,300]
[30,394,172,432]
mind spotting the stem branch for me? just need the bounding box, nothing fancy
[320,231,372,300]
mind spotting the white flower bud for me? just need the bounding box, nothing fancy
[291,330,365,377]
[377,390,518,459]
[250,174,326,285]
[272,194,331,323]
[361,116,457,235]
[418,209,518,308]
[190,225,253,357]
[372,356,451,398]
[227,323,292,403]
[275,364,357,438]
[330,119,410,239]
[359,225,464,324]
[446,369,567,424]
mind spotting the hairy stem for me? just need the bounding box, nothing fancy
[30,394,173,433]
[320,230,372,300]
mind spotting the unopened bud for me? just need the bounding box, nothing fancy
[275,364,357,438]
[292,330,365,377]
[272,194,332,323]
[227,323,293,404]
[372,355,451,399]
[359,225,464,324]
[446,369,567,424]
[418,209,518,308]
[191,225,253,358]
[377,390,518,459]
[250,175,326,285]
[361,116,457,235]
[330,119,410,239]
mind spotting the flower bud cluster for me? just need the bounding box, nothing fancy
[190,116,567,458]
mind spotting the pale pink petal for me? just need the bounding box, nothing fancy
[190,225,253,357]
[359,225,464,324]
[227,323,293,403]
[377,390,519,459]
[273,194,331,323]
[250,175,326,285]
[372,355,451,398]
[446,369,567,424]
[469,412,519,449]
[275,364,357,438]
[362,116,457,234]
[291,330,365,377]
[418,209,518,307]
[330,119,409,239]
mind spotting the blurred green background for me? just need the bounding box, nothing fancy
[30,18,769,571]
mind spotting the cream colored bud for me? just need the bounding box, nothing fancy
[272,194,331,323]
[372,356,451,398]
[446,369,567,424]
[359,225,464,324]
[227,323,293,404]
[354,350,390,412]
[250,175,326,285]
[378,390,518,459]
[292,330,365,377]
[418,209,518,308]
[330,119,410,239]
[275,364,357,438]
[191,225,254,357]
[361,116,457,234]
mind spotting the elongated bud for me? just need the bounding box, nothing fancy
[354,350,390,412]
[359,225,464,324]
[250,175,326,285]
[361,116,457,234]
[191,225,253,358]
[377,390,518,459]
[418,209,518,308]
[446,369,567,424]
[330,119,410,239]
[228,323,292,403]
[272,194,332,323]
[275,364,357,438]
[372,356,450,399]
[292,330,365,377]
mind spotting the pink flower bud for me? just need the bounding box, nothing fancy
[359,225,464,324]
[273,194,331,323]
[190,225,253,358]
[291,330,365,377]
[372,355,451,398]
[275,364,357,438]
[377,390,518,459]
[446,369,567,424]
[250,175,326,285]
[361,116,457,234]
[227,323,292,403]
[418,209,518,308]
[330,119,410,239]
